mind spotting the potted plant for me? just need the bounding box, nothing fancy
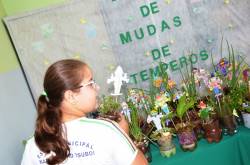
[145,65,177,157]
[208,76,237,136]
[170,94,197,151]
[98,95,121,122]
[198,100,222,143]
[210,41,247,135]
[179,64,205,140]
[147,105,176,158]
[127,101,152,162]
[149,127,176,158]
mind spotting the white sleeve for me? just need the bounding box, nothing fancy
[21,139,38,165]
[107,122,138,165]
[21,141,33,165]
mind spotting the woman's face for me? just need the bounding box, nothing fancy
[74,66,99,115]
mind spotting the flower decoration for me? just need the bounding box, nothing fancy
[198,101,207,109]
[243,68,250,82]
[198,101,212,121]
[127,89,151,112]
[199,69,210,86]
[121,102,132,122]
[173,91,184,102]
[193,68,210,86]
[216,58,230,76]
[155,92,171,114]
[208,77,223,96]
[168,79,176,89]
[192,68,200,85]
[153,77,163,88]
[128,89,140,104]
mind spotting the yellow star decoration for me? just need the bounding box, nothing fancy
[73,53,81,59]
[228,23,233,29]
[108,64,115,71]
[44,59,49,66]
[80,18,87,24]
[170,39,175,44]
[165,0,172,4]
[145,51,150,56]
[224,0,230,4]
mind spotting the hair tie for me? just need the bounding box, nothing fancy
[41,90,49,102]
[45,150,56,159]
[41,90,48,96]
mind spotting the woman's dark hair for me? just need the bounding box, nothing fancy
[35,59,87,164]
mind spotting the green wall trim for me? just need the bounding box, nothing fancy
[0,0,19,73]
[0,0,66,73]
[1,0,66,16]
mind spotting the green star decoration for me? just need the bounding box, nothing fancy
[127,16,134,22]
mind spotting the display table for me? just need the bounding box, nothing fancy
[150,126,250,165]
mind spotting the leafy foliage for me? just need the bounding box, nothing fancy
[127,101,143,142]
[176,95,195,121]
[99,96,121,114]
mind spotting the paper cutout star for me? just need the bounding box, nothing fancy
[127,16,134,22]
[32,41,44,53]
[101,44,109,50]
[108,64,115,71]
[73,53,81,59]
[228,23,233,29]
[193,7,201,14]
[40,23,54,38]
[80,18,87,24]
[145,51,150,56]
[44,59,49,66]
[169,39,175,44]
[207,38,214,43]
[84,25,97,39]
[224,0,230,4]
[164,0,172,4]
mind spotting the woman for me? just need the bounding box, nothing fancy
[21,59,148,165]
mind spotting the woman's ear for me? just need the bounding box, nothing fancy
[64,90,78,105]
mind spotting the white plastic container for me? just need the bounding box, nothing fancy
[242,112,250,128]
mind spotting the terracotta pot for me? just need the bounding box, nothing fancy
[177,126,197,151]
[220,115,237,135]
[202,119,222,143]
[157,132,176,158]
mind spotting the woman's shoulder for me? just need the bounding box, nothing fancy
[21,136,44,165]
[23,136,41,153]
[24,136,35,147]
[76,117,120,132]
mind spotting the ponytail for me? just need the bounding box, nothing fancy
[35,95,70,164]
[34,59,87,164]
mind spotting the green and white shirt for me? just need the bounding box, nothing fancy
[21,117,137,165]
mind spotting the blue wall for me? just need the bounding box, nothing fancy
[0,0,65,164]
